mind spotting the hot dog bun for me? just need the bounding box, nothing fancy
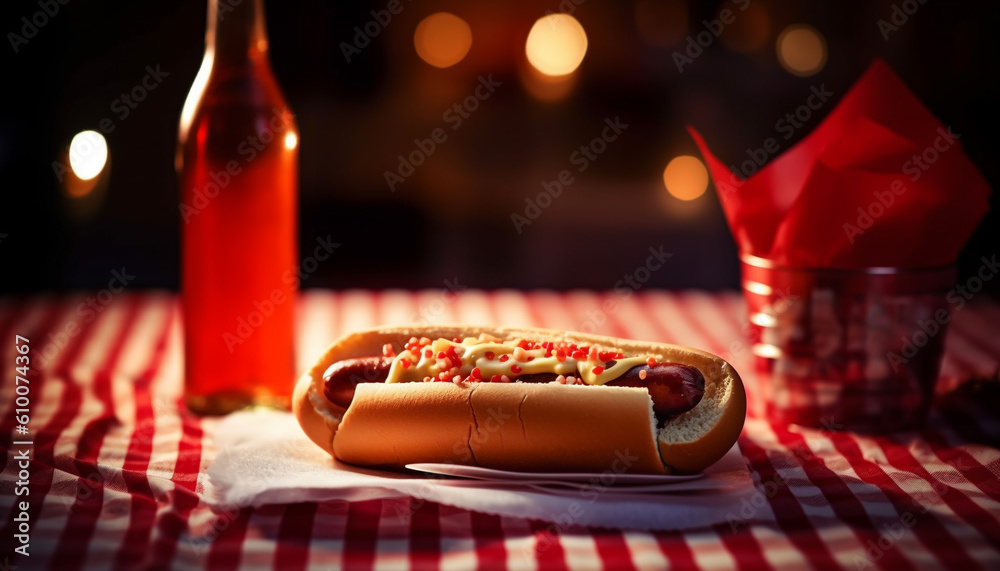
[294,325,746,474]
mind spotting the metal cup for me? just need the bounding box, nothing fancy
[741,255,956,433]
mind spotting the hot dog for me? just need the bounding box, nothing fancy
[294,325,746,474]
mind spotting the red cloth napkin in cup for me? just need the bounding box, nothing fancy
[689,59,991,268]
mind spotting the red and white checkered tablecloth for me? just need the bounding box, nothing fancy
[2,290,999,570]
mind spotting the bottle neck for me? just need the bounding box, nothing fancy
[206,0,269,65]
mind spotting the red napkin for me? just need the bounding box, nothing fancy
[689,59,991,268]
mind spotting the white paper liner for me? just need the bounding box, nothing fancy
[202,410,771,531]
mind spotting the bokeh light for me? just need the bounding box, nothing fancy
[525,14,588,77]
[635,0,688,46]
[662,156,709,201]
[284,131,298,150]
[520,65,578,102]
[414,12,473,68]
[68,130,108,181]
[776,24,827,76]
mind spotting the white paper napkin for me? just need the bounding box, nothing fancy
[202,410,769,531]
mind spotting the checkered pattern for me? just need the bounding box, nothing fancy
[1,290,998,570]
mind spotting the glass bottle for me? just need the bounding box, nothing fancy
[177,0,298,414]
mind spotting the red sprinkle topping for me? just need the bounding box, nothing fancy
[639,369,648,380]
[388,339,640,387]
[646,356,657,368]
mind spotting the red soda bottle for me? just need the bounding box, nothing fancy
[177,0,298,414]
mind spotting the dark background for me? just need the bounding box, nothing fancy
[1,0,997,294]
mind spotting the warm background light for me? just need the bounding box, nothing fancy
[69,130,108,181]
[284,131,298,150]
[720,3,771,53]
[662,155,709,201]
[414,12,473,68]
[525,14,588,77]
[776,24,827,76]
[62,131,110,205]
[520,65,578,102]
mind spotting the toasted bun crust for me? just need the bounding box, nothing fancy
[294,325,746,473]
